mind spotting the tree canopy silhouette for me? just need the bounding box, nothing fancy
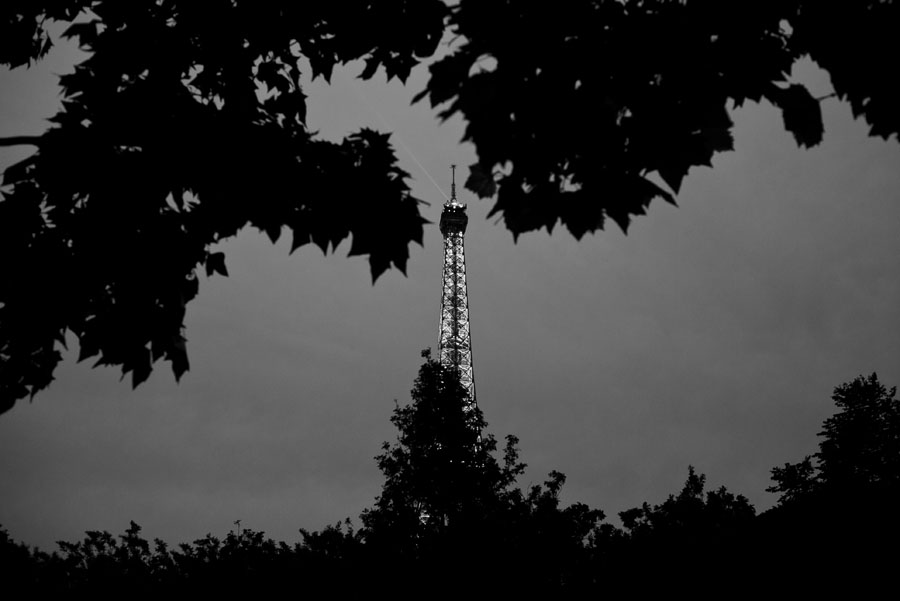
[607,466,756,589]
[619,466,755,541]
[0,351,606,593]
[2,370,896,592]
[361,350,604,591]
[360,349,522,555]
[768,372,899,503]
[760,373,900,589]
[1,1,898,411]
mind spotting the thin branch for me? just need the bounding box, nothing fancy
[0,136,42,148]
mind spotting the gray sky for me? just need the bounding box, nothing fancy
[1,34,898,551]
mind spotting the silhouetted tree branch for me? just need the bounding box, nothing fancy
[0,136,42,147]
[1,1,897,410]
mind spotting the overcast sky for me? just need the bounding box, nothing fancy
[1,33,898,551]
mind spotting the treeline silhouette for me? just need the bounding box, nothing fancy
[3,360,897,595]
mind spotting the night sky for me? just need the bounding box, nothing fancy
[1,34,898,551]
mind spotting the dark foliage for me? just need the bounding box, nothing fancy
[360,351,605,592]
[3,371,897,593]
[757,373,900,591]
[1,521,308,595]
[605,467,756,591]
[768,372,900,502]
[1,1,898,412]
[360,350,522,557]
[420,0,899,240]
[619,466,756,542]
[1,353,607,594]
[0,1,441,411]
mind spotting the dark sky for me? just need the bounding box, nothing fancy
[1,35,898,551]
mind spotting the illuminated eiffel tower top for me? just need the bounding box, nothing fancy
[438,165,475,406]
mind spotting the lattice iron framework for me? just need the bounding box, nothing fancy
[438,166,475,406]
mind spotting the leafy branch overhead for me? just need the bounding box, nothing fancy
[0,1,440,411]
[417,0,898,239]
[1,1,897,411]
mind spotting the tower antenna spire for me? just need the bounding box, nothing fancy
[450,164,457,202]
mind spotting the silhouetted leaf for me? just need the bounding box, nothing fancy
[766,83,824,148]
[169,335,189,381]
[205,252,228,277]
[360,57,379,80]
[464,162,496,199]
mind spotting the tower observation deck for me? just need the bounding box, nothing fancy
[438,166,475,406]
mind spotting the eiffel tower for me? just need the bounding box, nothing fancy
[437,165,475,406]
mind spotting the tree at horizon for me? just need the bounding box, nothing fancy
[768,372,900,504]
[360,350,604,591]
